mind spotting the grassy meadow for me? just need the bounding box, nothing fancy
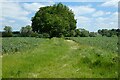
[2,37,119,78]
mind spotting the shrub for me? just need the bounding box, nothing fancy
[2,32,13,37]
[30,32,39,37]
[89,32,97,37]
[42,33,50,38]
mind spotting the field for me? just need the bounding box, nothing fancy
[2,37,119,78]
[67,37,118,53]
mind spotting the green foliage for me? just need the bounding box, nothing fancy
[89,32,97,37]
[74,29,81,37]
[98,29,120,37]
[79,28,89,37]
[2,32,13,37]
[20,25,33,37]
[69,30,76,37]
[32,3,76,37]
[3,26,13,37]
[30,32,39,37]
[4,26,12,33]
[12,31,21,37]
[42,33,50,38]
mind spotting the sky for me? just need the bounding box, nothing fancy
[0,0,119,32]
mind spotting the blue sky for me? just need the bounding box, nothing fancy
[0,0,119,32]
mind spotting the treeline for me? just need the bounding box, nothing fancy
[98,29,120,37]
[1,26,120,38]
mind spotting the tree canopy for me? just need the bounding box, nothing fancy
[98,29,120,37]
[20,25,32,37]
[4,26,12,33]
[31,3,77,37]
[3,26,13,37]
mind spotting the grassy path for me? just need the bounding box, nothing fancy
[2,38,118,78]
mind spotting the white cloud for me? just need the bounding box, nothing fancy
[69,4,118,31]
[112,12,118,17]
[0,2,2,19]
[23,3,46,12]
[92,11,112,17]
[1,2,31,30]
[69,5,96,16]
[77,16,90,22]
[94,12,118,30]
[8,20,15,23]
[94,22,118,30]
[75,11,118,31]
[76,16,92,30]
[68,5,96,31]
[92,11,105,17]
[23,2,55,12]
[101,0,119,7]
[2,2,30,20]
[106,12,111,15]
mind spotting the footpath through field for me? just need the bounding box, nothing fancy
[65,40,79,50]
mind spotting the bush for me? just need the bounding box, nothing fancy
[30,32,39,37]
[2,32,13,37]
[37,34,43,38]
[13,34,21,37]
[89,32,97,37]
[42,33,50,38]
[36,33,50,38]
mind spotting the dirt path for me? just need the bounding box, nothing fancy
[65,40,79,50]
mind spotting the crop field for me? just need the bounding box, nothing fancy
[2,37,46,54]
[2,37,119,78]
[67,37,118,53]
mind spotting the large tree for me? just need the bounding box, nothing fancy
[31,3,77,37]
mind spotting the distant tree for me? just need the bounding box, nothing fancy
[20,25,33,37]
[98,29,110,37]
[98,30,102,35]
[110,29,117,35]
[116,29,120,37]
[3,26,13,37]
[12,31,20,37]
[89,32,97,37]
[98,29,120,37]
[101,29,108,36]
[75,29,81,37]
[31,3,76,37]
[4,26,12,33]
[79,28,89,37]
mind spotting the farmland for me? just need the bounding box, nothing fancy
[2,37,45,54]
[67,37,118,53]
[2,37,119,78]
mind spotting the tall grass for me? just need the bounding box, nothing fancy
[2,37,45,54]
[2,37,119,78]
[67,36,118,53]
